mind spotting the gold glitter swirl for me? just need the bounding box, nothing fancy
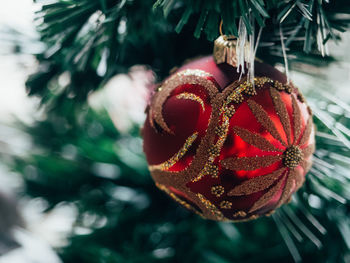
[192,163,219,182]
[273,80,292,93]
[255,77,274,88]
[211,185,225,197]
[219,77,313,217]
[196,193,223,220]
[149,132,198,171]
[219,200,232,209]
[222,105,236,118]
[215,126,226,137]
[149,68,218,135]
[228,93,244,104]
[176,92,205,111]
[156,183,201,215]
[192,82,240,183]
[148,74,313,222]
[208,145,221,156]
[192,117,230,182]
[242,82,257,96]
[232,211,247,218]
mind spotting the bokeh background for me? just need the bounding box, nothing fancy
[0,1,350,262]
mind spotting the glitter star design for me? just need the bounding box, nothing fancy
[221,87,315,213]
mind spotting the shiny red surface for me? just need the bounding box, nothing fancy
[143,56,313,220]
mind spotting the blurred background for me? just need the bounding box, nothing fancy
[0,0,350,262]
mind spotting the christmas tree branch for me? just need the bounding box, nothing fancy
[155,0,350,53]
[22,0,350,107]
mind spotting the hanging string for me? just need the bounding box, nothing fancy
[254,26,263,56]
[219,20,224,36]
[236,17,247,80]
[279,24,290,84]
[217,17,264,84]
[248,13,255,85]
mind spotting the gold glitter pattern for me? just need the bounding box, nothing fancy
[242,82,257,96]
[149,69,217,135]
[229,93,244,104]
[176,92,205,111]
[156,183,201,215]
[232,126,282,152]
[249,175,286,213]
[208,145,220,156]
[292,95,302,144]
[228,168,285,196]
[299,118,313,147]
[283,146,303,168]
[149,132,198,171]
[233,211,247,218]
[211,185,225,197]
[270,87,292,145]
[196,193,223,220]
[220,77,314,216]
[222,155,283,171]
[223,105,235,117]
[191,84,236,182]
[273,80,292,93]
[247,99,287,147]
[192,163,219,182]
[219,200,232,209]
[255,77,273,87]
[147,71,314,222]
[215,126,226,137]
[297,92,306,103]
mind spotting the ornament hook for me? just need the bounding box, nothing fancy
[213,20,238,67]
[219,20,224,37]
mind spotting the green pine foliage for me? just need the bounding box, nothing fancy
[27,0,350,108]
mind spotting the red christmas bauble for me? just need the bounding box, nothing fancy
[142,56,315,221]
